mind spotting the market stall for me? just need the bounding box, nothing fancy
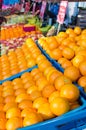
[0,0,86,130]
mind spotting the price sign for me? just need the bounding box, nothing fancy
[57,0,68,24]
[39,1,47,20]
[32,2,36,14]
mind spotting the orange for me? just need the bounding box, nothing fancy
[18,100,33,110]
[69,31,76,38]
[2,89,14,97]
[22,77,32,84]
[21,108,37,117]
[23,112,43,127]
[33,97,48,109]
[49,71,62,84]
[24,81,35,89]
[72,55,85,68]
[62,47,75,60]
[27,59,36,68]
[64,66,80,81]
[51,48,62,60]
[46,37,59,50]
[0,111,6,119]
[38,103,55,120]
[21,72,32,79]
[76,50,86,58]
[27,86,38,94]
[0,97,4,103]
[31,68,40,77]
[79,61,86,76]
[66,28,74,34]
[0,118,7,130]
[80,39,86,48]
[6,117,22,130]
[36,77,49,91]
[15,93,30,103]
[36,54,46,63]
[78,76,86,88]
[34,72,43,81]
[0,103,4,111]
[60,84,80,102]
[55,76,72,91]
[61,60,73,69]
[42,85,56,98]
[38,60,51,72]
[3,102,17,112]
[49,91,60,103]
[74,26,81,35]
[57,32,68,38]
[4,95,15,103]
[6,107,21,119]
[50,97,70,116]
[15,88,26,96]
[29,90,42,101]
[13,83,24,90]
[12,78,23,86]
[2,81,12,87]
[58,58,67,65]
[44,66,56,77]
[61,38,71,46]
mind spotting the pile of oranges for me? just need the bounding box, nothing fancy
[1,25,26,40]
[0,38,82,129]
[38,27,86,92]
[0,62,80,130]
[0,43,39,80]
[1,25,42,41]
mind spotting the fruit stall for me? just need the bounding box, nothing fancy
[0,0,86,130]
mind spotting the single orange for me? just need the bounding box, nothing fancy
[42,84,56,98]
[62,47,75,60]
[60,84,80,102]
[0,118,7,130]
[4,95,15,103]
[15,93,30,103]
[78,76,86,88]
[79,61,86,76]
[24,81,35,89]
[49,91,60,103]
[38,103,55,120]
[51,48,62,60]
[50,97,70,116]
[21,108,37,117]
[55,75,72,91]
[27,86,38,94]
[23,112,43,127]
[29,90,42,101]
[61,60,73,69]
[3,102,17,112]
[64,66,80,81]
[6,107,21,119]
[18,100,33,110]
[6,117,22,130]
[33,97,48,109]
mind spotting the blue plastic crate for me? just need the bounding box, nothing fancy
[17,107,86,130]
[0,65,38,84]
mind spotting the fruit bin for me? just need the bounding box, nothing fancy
[0,65,37,84]
[36,41,86,99]
[1,65,86,130]
[17,109,86,130]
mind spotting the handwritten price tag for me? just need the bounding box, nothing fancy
[39,1,47,20]
[57,1,68,24]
